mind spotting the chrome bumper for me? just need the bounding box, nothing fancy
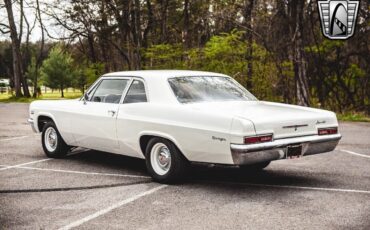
[27,118,37,133]
[230,134,341,165]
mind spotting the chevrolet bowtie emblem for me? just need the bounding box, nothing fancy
[282,124,308,131]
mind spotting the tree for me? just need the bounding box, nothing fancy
[0,0,368,114]
[73,70,87,94]
[32,0,46,98]
[243,0,255,90]
[73,62,104,94]
[41,46,74,97]
[25,56,40,96]
[3,0,23,97]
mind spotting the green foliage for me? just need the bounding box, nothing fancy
[25,56,40,87]
[72,62,105,93]
[281,61,294,79]
[203,31,281,101]
[337,112,370,122]
[202,30,246,76]
[143,44,185,69]
[345,64,365,79]
[142,30,280,101]
[40,46,75,97]
[73,69,88,93]
[85,62,105,86]
[249,43,278,101]
[305,38,369,112]
[305,40,344,54]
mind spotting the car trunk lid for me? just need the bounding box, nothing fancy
[186,101,337,139]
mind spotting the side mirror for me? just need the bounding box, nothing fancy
[83,93,88,104]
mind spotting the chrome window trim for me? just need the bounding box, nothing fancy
[87,77,132,104]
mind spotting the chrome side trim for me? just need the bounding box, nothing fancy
[230,134,341,165]
[282,124,308,129]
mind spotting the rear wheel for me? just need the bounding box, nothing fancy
[41,121,70,158]
[239,161,271,171]
[145,137,188,184]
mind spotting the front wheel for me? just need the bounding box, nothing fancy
[41,121,70,158]
[145,137,188,184]
[239,161,271,171]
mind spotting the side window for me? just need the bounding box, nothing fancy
[91,79,129,103]
[123,80,147,104]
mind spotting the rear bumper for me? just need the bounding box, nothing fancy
[27,118,38,133]
[230,134,341,165]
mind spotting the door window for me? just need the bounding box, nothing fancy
[123,80,147,103]
[91,79,129,103]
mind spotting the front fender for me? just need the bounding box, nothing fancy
[36,112,59,133]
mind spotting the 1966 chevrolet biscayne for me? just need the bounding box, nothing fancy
[28,70,341,183]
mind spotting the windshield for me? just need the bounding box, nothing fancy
[168,76,257,103]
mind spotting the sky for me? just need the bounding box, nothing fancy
[0,0,66,42]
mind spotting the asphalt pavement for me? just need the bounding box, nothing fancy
[0,103,369,229]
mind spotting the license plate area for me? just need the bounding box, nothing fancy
[287,145,302,158]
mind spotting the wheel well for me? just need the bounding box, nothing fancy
[139,135,187,160]
[37,116,54,132]
[139,135,154,156]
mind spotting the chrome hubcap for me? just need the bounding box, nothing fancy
[151,143,171,175]
[44,127,58,152]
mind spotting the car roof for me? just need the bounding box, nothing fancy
[101,70,231,104]
[102,70,229,79]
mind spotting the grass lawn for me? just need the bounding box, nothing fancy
[337,112,370,122]
[0,90,82,103]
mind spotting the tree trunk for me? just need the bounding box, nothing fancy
[4,0,23,97]
[19,0,30,97]
[87,32,96,63]
[34,0,45,98]
[61,85,64,98]
[244,0,254,90]
[143,0,154,47]
[160,0,169,43]
[183,0,190,48]
[289,1,309,106]
[132,0,142,69]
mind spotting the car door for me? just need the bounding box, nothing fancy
[71,77,131,152]
[116,78,149,157]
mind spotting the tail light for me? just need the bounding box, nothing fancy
[318,127,338,135]
[244,134,273,144]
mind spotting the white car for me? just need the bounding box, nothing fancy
[28,70,341,183]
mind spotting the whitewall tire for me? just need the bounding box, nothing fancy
[145,137,188,184]
[41,121,70,158]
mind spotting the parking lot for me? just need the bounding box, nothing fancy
[0,103,369,229]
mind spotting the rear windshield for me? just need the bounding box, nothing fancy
[168,76,257,103]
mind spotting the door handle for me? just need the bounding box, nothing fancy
[108,110,116,116]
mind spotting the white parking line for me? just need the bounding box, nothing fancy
[247,184,370,194]
[12,166,151,179]
[58,184,168,230]
[0,159,52,171]
[339,149,370,159]
[209,181,370,195]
